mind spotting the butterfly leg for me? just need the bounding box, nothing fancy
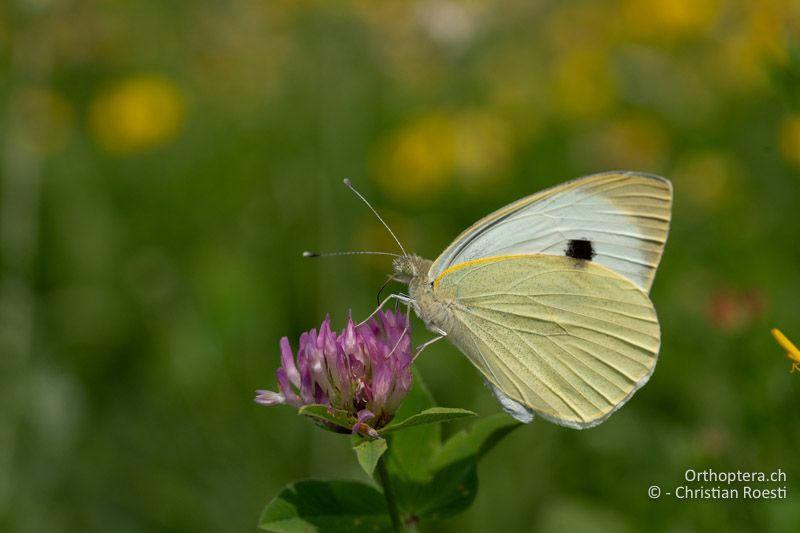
[361,293,433,362]
[384,296,416,359]
[393,300,446,361]
[358,293,412,327]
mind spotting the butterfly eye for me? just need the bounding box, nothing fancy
[565,238,595,261]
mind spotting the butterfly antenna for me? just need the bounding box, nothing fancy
[303,250,401,258]
[343,178,408,257]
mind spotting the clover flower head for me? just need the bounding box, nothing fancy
[256,310,412,437]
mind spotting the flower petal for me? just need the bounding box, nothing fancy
[279,337,301,388]
[254,389,285,406]
[371,361,392,408]
[341,315,359,354]
[276,368,300,406]
[306,341,333,399]
[351,409,375,435]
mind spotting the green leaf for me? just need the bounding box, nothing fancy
[298,404,352,432]
[379,407,476,434]
[376,371,522,524]
[258,480,391,533]
[413,414,522,520]
[430,414,521,471]
[384,370,439,484]
[353,438,388,477]
[390,414,521,521]
[397,462,479,521]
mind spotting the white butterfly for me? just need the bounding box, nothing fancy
[387,171,673,428]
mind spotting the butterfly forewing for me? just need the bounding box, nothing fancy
[433,254,661,428]
[428,172,672,293]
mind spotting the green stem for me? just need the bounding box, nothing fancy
[376,454,404,532]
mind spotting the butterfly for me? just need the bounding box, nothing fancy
[388,171,672,428]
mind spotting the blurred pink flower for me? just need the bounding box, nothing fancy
[708,288,767,333]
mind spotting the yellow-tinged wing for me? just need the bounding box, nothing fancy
[434,254,661,428]
[429,172,672,294]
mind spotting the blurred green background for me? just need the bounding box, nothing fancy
[2,0,799,531]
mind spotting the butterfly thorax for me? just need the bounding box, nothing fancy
[393,255,455,335]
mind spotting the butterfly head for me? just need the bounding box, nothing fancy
[391,255,432,284]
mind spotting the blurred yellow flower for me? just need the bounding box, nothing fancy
[89,75,185,154]
[373,110,515,202]
[771,328,800,373]
[671,151,741,211]
[709,32,769,92]
[743,0,793,65]
[452,110,514,193]
[621,0,721,42]
[708,0,794,92]
[551,48,616,120]
[477,43,544,143]
[372,114,455,203]
[778,115,800,168]
[13,88,74,155]
[546,1,611,51]
[573,115,668,171]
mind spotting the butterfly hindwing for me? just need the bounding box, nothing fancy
[433,254,661,428]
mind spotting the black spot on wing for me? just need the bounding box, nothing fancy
[565,239,595,261]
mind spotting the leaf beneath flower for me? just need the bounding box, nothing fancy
[353,438,388,477]
[298,404,352,432]
[429,413,521,471]
[259,480,391,532]
[379,407,477,435]
[413,414,522,520]
[384,369,440,483]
